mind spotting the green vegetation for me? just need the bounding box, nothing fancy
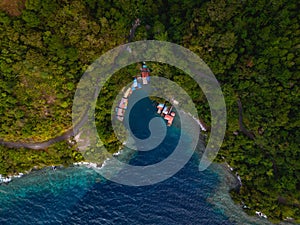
[0,140,83,175]
[0,0,299,222]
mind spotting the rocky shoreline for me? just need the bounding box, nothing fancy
[208,163,296,225]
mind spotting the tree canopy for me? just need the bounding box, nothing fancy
[0,0,299,222]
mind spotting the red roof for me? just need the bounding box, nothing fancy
[141,71,149,77]
[141,68,150,77]
[164,114,174,126]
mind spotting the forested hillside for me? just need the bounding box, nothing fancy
[0,0,299,222]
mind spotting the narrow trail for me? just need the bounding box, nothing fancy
[237,98,255,140]
[0,19,141,150]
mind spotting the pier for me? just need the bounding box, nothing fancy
[156,103,176,126]
[116,62,177,126]
[116,62,151,121]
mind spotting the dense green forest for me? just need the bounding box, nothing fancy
[0,0,299,223]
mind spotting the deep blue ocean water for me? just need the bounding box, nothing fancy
[0,90,273,225]
[0,154,233,224]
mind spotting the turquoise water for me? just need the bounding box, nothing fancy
[0,90,278,225]
[0,156,234,224]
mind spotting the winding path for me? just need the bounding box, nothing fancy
[0,19,141,150]
[237,98,255,140]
